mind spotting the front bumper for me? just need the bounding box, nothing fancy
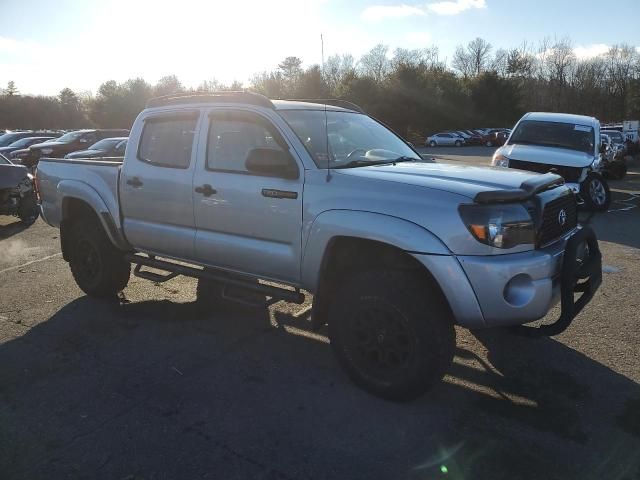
[413,227,601,330]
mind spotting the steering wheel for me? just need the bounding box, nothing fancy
[346,148,368,160]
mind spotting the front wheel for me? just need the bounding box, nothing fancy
[581,172,611,212]
[485,140,494,147]
[68,217,130,297]
[454,140,462,147]
[17,191,39,226]
[428,140,437,147]
[328,269,455,401]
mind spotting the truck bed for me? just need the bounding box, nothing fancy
[37,157,123,229]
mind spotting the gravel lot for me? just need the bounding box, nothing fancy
[1,150,639,480]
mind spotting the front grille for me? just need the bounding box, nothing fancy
[538,193,577,246]
[510,159,582,183]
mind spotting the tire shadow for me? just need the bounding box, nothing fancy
[0,296,638,480]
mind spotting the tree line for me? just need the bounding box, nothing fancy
[1,37,639,142]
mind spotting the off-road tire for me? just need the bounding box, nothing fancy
[328,269,455,401]
[581,172,611,212]
[17,191,39,226]
[68,217,130,297]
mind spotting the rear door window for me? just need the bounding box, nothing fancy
[138,114,198,168]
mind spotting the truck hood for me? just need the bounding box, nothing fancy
[31,141,66,150]
[334,161,545,199]
[501,143,595,168]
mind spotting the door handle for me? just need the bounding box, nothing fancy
[126,176,143,188]
[195,184,217,197]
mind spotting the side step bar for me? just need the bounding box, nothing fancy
[125,254,305,304]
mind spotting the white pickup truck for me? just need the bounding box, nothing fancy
[37,93,602,400]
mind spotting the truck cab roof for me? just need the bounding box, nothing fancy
[522,112,599,127]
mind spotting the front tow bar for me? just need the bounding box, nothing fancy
[511,226,602,337]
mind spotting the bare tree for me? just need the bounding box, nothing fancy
[452,38,493,77]
[359,44,390,82]
[324,54,355,94]
[491,48,509,76]
[452,45,473,77]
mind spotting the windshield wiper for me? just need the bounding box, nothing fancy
[332,156,419,169]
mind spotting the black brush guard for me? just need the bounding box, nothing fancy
[512,226,602,337]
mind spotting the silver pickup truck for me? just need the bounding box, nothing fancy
[38,92,602,400]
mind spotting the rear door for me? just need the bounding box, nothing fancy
[120,110,200,260]
[439,133,453,145]
[193,108,303,283]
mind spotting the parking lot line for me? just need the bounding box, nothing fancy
[0,252,62,275]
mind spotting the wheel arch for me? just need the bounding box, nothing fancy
[59,189,129,260]
[302,210,453,329]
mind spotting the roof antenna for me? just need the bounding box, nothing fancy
[321,33,331,182]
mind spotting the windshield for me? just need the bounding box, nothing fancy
[0,133,25,147]
[508,120,595,154]
[88,138,122,151]
[56,131,86,143]
[279,110,419,168]
[9,137,48,148]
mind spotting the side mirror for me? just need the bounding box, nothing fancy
[245,148,298,179]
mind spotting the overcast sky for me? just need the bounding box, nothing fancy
[1,0,639,96]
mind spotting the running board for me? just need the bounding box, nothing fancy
[125,254,305,304]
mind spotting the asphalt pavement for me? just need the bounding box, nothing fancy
[1,150,639,480]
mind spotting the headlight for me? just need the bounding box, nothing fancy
[459,203,534,249]
[492,153,509,167]
[41,148,53,155]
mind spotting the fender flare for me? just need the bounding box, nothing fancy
[300,209,450,292]
[57,180,129,251]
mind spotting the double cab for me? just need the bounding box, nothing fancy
[38,93,602,400]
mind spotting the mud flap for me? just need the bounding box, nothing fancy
[511,226,602,337]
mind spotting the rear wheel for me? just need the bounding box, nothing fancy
[581,172,611,212]
[485,140,494,147]
[328,269,455,401]
[68,217,130,297]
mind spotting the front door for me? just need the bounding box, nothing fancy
[120,111,200,260]
[193,109,303,284]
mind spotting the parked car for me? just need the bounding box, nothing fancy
[492,112,611,211]
[65,137,128,159]
[0,130,60,148]
[426,132,465,147]
[0,153,39,225]
[459,130,484,145]
[601,129,627,157]
[38,92,602,401]
[0,136,57,158]
[29,129,130,161]
[10,138,58,165]
[599,133,627,180]
[481,129,510,147]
